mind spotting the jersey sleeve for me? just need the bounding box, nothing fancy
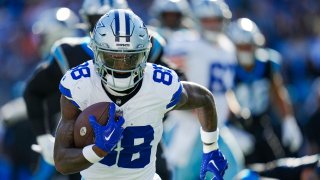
[59,62,92,110]
[165,77,183,112]
[150,64,183,112]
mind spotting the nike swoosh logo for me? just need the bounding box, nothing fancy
[105,129,115,141]
[209,160,219,171]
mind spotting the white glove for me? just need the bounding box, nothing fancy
[281,116,303,152]
[36,134,55,165]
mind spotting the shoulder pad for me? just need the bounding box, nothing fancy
[50,37,91,74]
[148,29,166,63]
[50,37,90,51]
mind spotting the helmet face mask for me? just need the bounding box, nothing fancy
[90,9,151,91]
[236,44,255,67]
[97,51,146,71]
[161,12,183,29]
[200,17,224,32]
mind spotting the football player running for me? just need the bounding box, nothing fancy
[54,9,227,180]
[23,0,168,166]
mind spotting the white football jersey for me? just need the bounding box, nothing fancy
[165,30,237,125]
[59,60,182,180]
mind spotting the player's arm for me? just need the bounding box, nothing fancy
[173,81,227,180]
[54,96,107,174]
[270,71,302,152]
[270,72,293,118]
[173,81,217,131]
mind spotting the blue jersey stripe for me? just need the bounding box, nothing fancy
[166,84,183,109]
[59,83,72,98]
[80,42,94,58]
[114,10,120,42]
[53,47,69,73]
[59,83,80,108]
[125,12,130,42]
[70,100,80,108]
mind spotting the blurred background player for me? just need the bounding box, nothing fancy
[163,0,244,179]
[148,0,195,40]
[225,18,303,164]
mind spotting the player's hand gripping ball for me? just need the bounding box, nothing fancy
[73,102,124,152]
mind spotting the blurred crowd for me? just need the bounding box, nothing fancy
[0,0,320,179]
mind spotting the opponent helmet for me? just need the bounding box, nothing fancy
[90,9,151,91]
[226,18,265,47]
[191,0,232,42]
[192,0,231,20]
[226,18,265,66]
[150,0,191,29]
[151,0,190,17]
[80,0,129,32]
[32,7,80,57]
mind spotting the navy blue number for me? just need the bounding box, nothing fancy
[118,126,154,168]
[71,62,90,80]
[100,126,154,168]
[209,63,234,93]
[152,64,173,85]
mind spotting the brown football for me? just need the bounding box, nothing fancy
[73,102,110,148]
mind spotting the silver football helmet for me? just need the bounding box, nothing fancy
[151,0,190,17]
[90,9,151,91]
[226,18,265,66]
[226,18,265,47]
[191,0,232,42]
[192,0,232,20]
[149,0,193,30]
[79,0,129,32]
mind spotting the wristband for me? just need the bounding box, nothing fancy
[82,145,103,163]
[200,127,219,153]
